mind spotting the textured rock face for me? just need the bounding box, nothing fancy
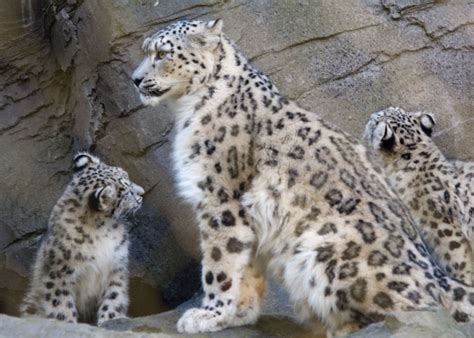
[0,0,472,320]
[0,313,322,338]
[1,309,473,338]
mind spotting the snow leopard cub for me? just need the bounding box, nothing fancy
[20,152,144,325]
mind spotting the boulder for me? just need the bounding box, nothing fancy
[1,308,472,338]
[349,308,474,338]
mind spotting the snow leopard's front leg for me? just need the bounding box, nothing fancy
[97,266,129,326]
[39,271,78,323]
[177,200,263,333]
[234,263,266,325]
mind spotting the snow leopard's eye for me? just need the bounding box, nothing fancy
[156,51,168,60]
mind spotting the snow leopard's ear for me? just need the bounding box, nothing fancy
[371,121,395,151]
[73,152,100,172]
[417,113,436,137]
[191,19,223,48]
[206,19,223,35]
[89,185,116,212]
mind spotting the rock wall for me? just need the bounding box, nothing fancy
[1,308,473,337]
[0,0,472,318]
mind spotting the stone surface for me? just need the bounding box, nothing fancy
[103,311,324,338]
[0,314,166,338]
[1,309,473,338]
[0,312,323,338]
[0,0,472,320]
[349,308,474,338]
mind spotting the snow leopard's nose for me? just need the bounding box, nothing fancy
[133,76,143,87]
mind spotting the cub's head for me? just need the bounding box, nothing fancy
[71,152,144,218]
[132,19,223,106]
[364,107,436,166]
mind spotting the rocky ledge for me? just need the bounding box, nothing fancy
[1,308,473,338]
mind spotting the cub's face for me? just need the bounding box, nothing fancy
[72,152,144,218]
[132,19,223,106]
[364,107,436,168]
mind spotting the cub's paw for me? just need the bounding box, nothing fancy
[177,307,232,333]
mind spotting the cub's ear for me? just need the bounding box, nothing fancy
[89,186,116,212]
[418,113,435,137]
[372,121,396,151]
[73,152,100,172]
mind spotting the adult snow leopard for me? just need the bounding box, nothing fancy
[132,19,474,336]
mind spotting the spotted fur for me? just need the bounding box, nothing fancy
[454,160,474,242]
[365,107,474,285]
[133,20,474,335]
[20,153,144,325]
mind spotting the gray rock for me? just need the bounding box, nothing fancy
[0,0,472,320]
[0,314,168,338]
[101,308,473,338]
[0,312,324,337]
[350,308,474,338]
[1,309,471,338]
[103,311,324,338]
